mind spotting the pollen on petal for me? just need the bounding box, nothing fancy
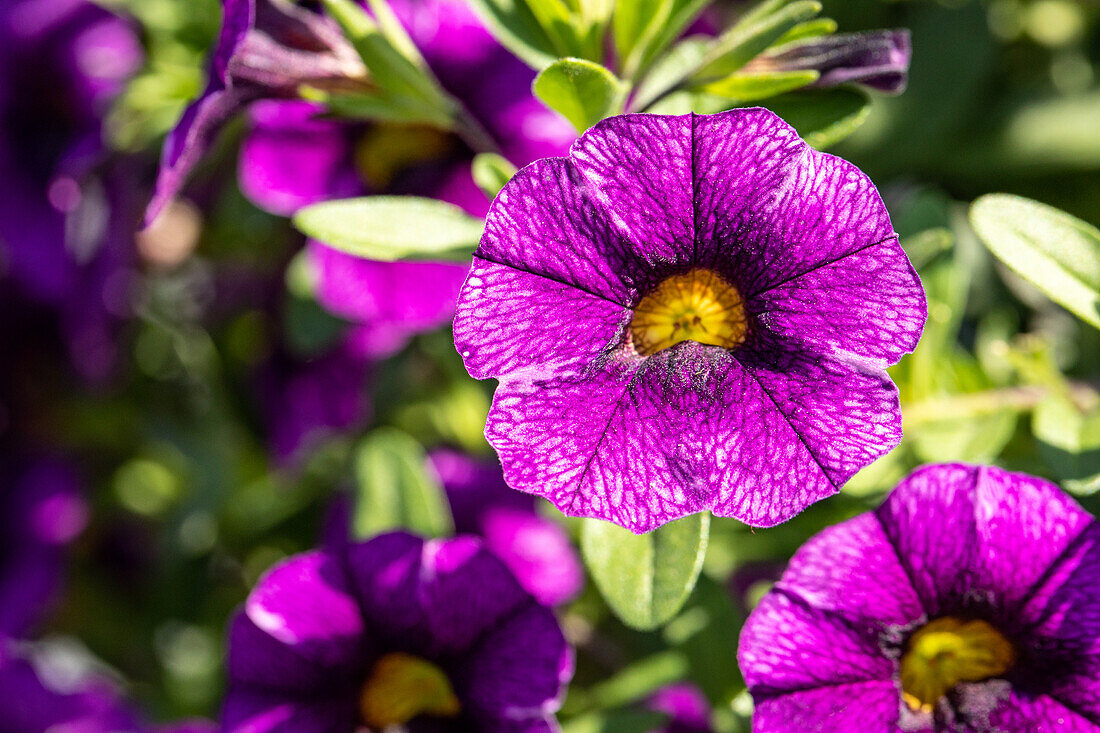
[630,269,748,355]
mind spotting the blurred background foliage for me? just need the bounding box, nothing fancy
[9,0,1100,729]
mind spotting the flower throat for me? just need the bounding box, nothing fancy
[900,617,1015,713]
[630,269,747,355]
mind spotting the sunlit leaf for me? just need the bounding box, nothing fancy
[353,428,453,538]
[534,58,624,131]
[581,513,709,630]
[293,196,484,262]
[472,153,518,200]
[970,194,1100,330]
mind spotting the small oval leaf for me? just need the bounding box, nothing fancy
[970,194,1100,330]
[534,58,624,132]
[472,153,518,201]
[353,428,453,538]
[581,512,709,630]
[762,87,870,149]
[293,196,483,262]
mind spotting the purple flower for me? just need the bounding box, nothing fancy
[223,532,573,732]
[430,449,584,606]
[0,0,142,380]
[0,458,88,638]
[453,109,925,533]
[738,463,1100,731]
[646,683,713,733]
[308,240,468,359]
[743,30,912,95]
[0,640,140,732]
[256,342,372,463]
[145,0,364,225]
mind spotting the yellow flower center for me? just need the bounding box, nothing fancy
[359,652,461,729]
[629,269,748,356]
[900,617,1016,713]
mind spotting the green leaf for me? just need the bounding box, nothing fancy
[1034,395,1100,490]
[693,0,822,80]
[534,58,624,132]
[323,0,454,115]
[465,0,561,68]
[353,428,453,538]
[581,513,709,630]
[293,196,484,262]
[632,37,708,111]
[615,0,711,80]
[762,87,870,149]
[697,69,819,102]
[472,153,518,200]
[970,194,1100,330]
[772,16,837,45]
[562,711,670,733]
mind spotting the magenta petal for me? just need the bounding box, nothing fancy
[244,550,365,670]
[570,114,696,266]
[479,508,584,607]
[238,100,356,216]
[775,512,923,629]
[478,156,646,304]
[985,687,1099,732]
[750,681,901,732]
[343,532,428,651]
[454,259,628,381]
[875,464,1095,620]
[222,692,356,733]
[226,613,337,692]
[459,602,572,721]
[418,536,531,655]
[738,590,893,696]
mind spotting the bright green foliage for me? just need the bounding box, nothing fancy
[353,428,453,538]
[534,58,625,131]
[293,197,484,262]
[971,194,1100,330]
[581,513,709,630]
[472,153,519,200]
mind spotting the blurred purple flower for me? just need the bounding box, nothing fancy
[739,464,1100,731]
[0,458,88,638]
[308,240,467,359]
[454,109,925,533]
[257,342,372,463]
[223,532,572,731]
[0,640,140,732]
[0,0,142,380]
[744,30,912,94]
[145,0,364,225]
[429,449,583,606]
[646,683,712,733]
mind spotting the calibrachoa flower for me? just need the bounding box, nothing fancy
[224,532,573,731]
[453,109,925,532]
[742,30,912,94]
[0,640,140,732]
[646,683,713,733]
[430,448,583,606]
[739,463,1100,731]
[0,458,88,638]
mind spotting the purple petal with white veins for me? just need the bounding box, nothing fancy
[738,590,894,696]
[749,681,901,733]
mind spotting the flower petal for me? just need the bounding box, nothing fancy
[455,258,627,381]
[570,114,696,267]
[244,551,365,671]
[458,602,572,721]
[419,536,532,655]
[476,156,645,303]
[750,681,901,733]
[749,235,924,364]
[239,101,357,216]
[874,464,1095,623]
[343,532,428,653]
[712,338,903,526]
[739,590,894,696]
[775,512,923,629]
[222,691,356,733]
